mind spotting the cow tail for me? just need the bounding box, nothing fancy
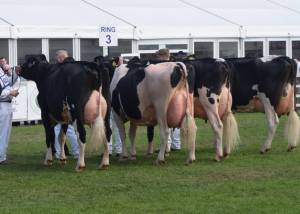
[285,84,300,151]
[222,79,240,156]
[89,86,106,153]
[179,62,197,164]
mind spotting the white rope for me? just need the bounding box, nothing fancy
[265,0,300,16]
[0,16,14,26]
[178,0,243,28]
[12,76,21,91]
[80,0,137,29]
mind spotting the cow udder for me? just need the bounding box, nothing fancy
[167,90,190,128]
[84,90,107,124]
[276,85,294,116]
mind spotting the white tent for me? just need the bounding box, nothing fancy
[1,0,300,39]
[1,0,300,122]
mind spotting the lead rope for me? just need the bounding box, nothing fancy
[12,67,21,91]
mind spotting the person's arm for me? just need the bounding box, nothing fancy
[0,85,12,99]
[0,68,19,99]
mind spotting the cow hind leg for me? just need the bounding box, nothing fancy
[74,121,87,172]
[205,108,223,161]
[285,110,300,152]
[146,126,154,157]
[258,93,279,154]
[99,111,112,170]
[99,141,110,170]
[59,124,68,165]
[42,115,54,166]
[181,113,197,165]
[128,123,137,160]
[44,147,53,166]
[156,122,169,165]
[198,90,224,161]
[261,115,278,154]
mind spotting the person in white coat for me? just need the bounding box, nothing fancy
[0,62,19,164]
[108,56,123,156]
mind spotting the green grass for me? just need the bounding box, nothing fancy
[1,113,300,214]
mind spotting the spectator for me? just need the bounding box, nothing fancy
[155,49,181,151]
[108,56,123,157]
[156,48,171,61]
[0,57,8,68]
[53,50,79,159]
[0,58,19,164]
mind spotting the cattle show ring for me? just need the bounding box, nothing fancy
[1,1,300,213]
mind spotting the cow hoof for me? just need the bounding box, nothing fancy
[155,159,166,165]
[223,153,230,159]
[185,159,195,165]
[260,148,271,154]
[75,165,86,172]
[145,153,153,158]
[287,146,296,152]
[60,159,67,165]
[130,155,137,161]
[99,164,109,170]
[214,155,222,162]
[119,156,128,162]
[44,159,53,166]
[165,151,170,157]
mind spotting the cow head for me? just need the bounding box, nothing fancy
[20,54,48,81]
[94,55,119,83]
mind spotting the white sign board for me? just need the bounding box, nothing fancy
[99,26,118,47]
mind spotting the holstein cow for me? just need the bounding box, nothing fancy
[94,55,121,82]
[187,58,239,161]
[110,61,197,164]
[146,57,239,161]
[227,56,300,153]
[20,54,111,171]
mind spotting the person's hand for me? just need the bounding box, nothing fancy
[10,90,19,97]
[15,66,22,75]
[3,64,11,73]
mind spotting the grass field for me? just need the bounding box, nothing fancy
[1,113,300,214]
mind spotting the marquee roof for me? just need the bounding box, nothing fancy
[1,0,300,39]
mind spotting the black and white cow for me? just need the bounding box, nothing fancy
[227,56,300,153]
[110,61,197,164]
[187,58,240,161]
[146,58,240,161]
[20,54,111,171]
[94,55,120,82]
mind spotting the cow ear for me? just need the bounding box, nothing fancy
[27,61,36,68]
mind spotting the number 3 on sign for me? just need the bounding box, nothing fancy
[106,35,111,44]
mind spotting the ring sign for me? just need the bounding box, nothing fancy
[99,26,118,47]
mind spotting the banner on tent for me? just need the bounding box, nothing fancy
[99,26,118,47]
